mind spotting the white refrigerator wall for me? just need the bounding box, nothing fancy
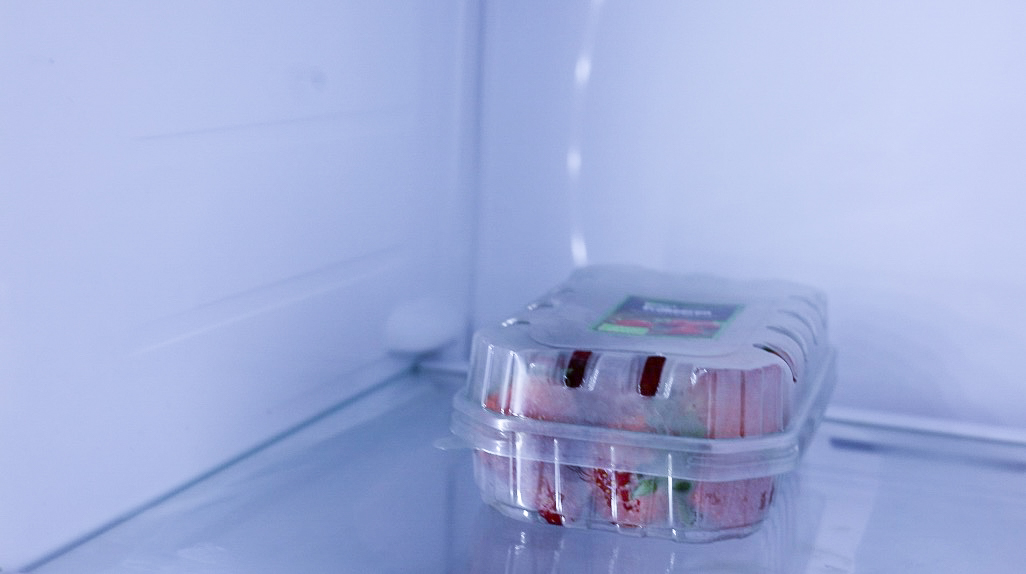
[0,1,477,568]
[475,1,1026,428]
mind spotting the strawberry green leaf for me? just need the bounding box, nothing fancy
[673,479,693,493]
[632,476,661,498]
[675,496,697,525]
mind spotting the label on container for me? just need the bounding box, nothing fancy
[593,296,740,338]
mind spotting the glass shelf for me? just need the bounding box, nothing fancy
[28,373,1026,573]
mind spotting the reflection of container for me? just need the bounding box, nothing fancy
[449,265,836,542]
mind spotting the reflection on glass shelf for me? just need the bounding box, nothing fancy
[804,416,1026,573]
[27,374,1026,573]
[464,471,818,573]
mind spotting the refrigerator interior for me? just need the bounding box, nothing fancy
[3,0,1026,571]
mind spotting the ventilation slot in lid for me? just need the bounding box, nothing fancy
[563,350,592,388]
[638,356,666,396]
[755,344,799,384]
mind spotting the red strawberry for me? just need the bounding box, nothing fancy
[482,382,575,421]
[591,470,668,528]
[478,354,591,526]
[473,453,589,526]
[681,365,785,531]
[510,383,578,423]
[534,467,589,525]
[688,477,775,529]
[484,390,511,415]
[525,460,591,526]
[605,392,651,432]
[483,353,584,423]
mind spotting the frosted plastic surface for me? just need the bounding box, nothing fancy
[451,266,836,540]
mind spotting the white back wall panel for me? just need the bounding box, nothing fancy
[476,1,1026,428]
[0,1,476,568]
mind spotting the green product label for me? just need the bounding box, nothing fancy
[594,296,740,339]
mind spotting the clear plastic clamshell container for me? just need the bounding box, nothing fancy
[449,265,837,542]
